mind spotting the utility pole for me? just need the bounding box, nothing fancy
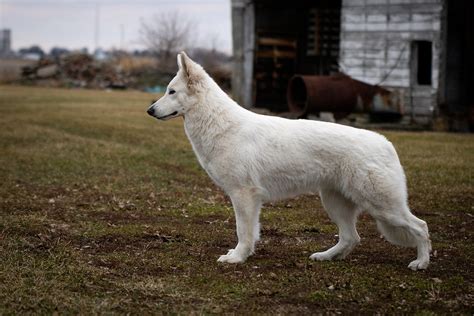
[120,24,124,50]
[94,1,100,51]
[0,0,4,30]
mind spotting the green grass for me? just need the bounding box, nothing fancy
[1,85,473,314]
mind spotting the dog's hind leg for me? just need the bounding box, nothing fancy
[372,205,431,270]
[310,188,361,261]
[217,188,262,263]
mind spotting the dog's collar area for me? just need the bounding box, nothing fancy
[158,111,179,120]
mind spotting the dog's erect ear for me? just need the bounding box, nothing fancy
[177,51,193,78]
[177,52,188,74]
[177,51,204,91]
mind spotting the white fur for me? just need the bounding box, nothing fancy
[147,52,431,270]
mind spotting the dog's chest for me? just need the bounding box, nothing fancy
[184,125,227,187]
[191,145,227,188]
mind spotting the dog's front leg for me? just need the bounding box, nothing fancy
[218,189,262,263]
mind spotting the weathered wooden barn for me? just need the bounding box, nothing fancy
[231,0,473,129]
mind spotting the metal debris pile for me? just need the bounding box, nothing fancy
[21,54,129,89]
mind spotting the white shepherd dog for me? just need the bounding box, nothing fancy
[147,52,431,270]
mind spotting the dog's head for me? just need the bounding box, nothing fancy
[147,52,205,120]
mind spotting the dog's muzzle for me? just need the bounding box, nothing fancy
[147,107,155,116]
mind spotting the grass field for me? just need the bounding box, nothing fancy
[1,85,473,314]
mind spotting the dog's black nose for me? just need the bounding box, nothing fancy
[147,107,155,116]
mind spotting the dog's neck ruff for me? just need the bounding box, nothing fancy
[183,78,244,167]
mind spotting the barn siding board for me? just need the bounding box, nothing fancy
[340,0,444,122]
[231,0,255,108]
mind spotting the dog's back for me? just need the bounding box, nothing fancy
[206,112,402,203]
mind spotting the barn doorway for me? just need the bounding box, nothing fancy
[252,0,341,112]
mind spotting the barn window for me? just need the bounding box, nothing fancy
[413,40,432,85]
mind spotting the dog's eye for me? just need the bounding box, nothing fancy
[169,89,176,95]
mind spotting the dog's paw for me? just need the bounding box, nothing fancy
[408,259,429,271]
[309,251,334,261]
[217,251,246,264]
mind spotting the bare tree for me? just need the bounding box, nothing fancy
[139,11,196,61]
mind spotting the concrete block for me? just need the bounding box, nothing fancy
[367,22,389,31]
[412,13,436,22]
[411,88,436,98]
[387,49,409,60]
[358,76,379,85]
[341,40,365,49]
[382,78,409,87]
[410,4,442,13]
[387,39,405,49]
[365,68,384,78]
[341,50,366,58]
[389,0,415,4]
[364,49,385,59]
[344,13,365,23]
[381,68,410,78]
[411,21,435,31]
[342,22,367,31]
[387,22,410,31]
[343,57,364,66]
[343,0,366,7]
[346,67,364,77]
[365,39,387,49]
[367,14,387,22]
[389,13,410,22]
[366,0,388,5]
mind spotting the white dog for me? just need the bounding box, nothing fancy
[147,52,431,270]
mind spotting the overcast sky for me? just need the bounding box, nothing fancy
[0,0,232,53]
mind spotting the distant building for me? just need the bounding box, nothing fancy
[94,48,109,61]
[18,45,44,60]
[231,0,473,129]
[0,29,12,56]
[19,52,42,61]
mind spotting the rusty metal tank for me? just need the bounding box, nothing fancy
[287,74,403,118]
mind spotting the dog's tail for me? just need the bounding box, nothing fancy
[376,220,418,247]
[375,210,431,252]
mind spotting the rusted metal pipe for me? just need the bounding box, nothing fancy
[287,74,403,118]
